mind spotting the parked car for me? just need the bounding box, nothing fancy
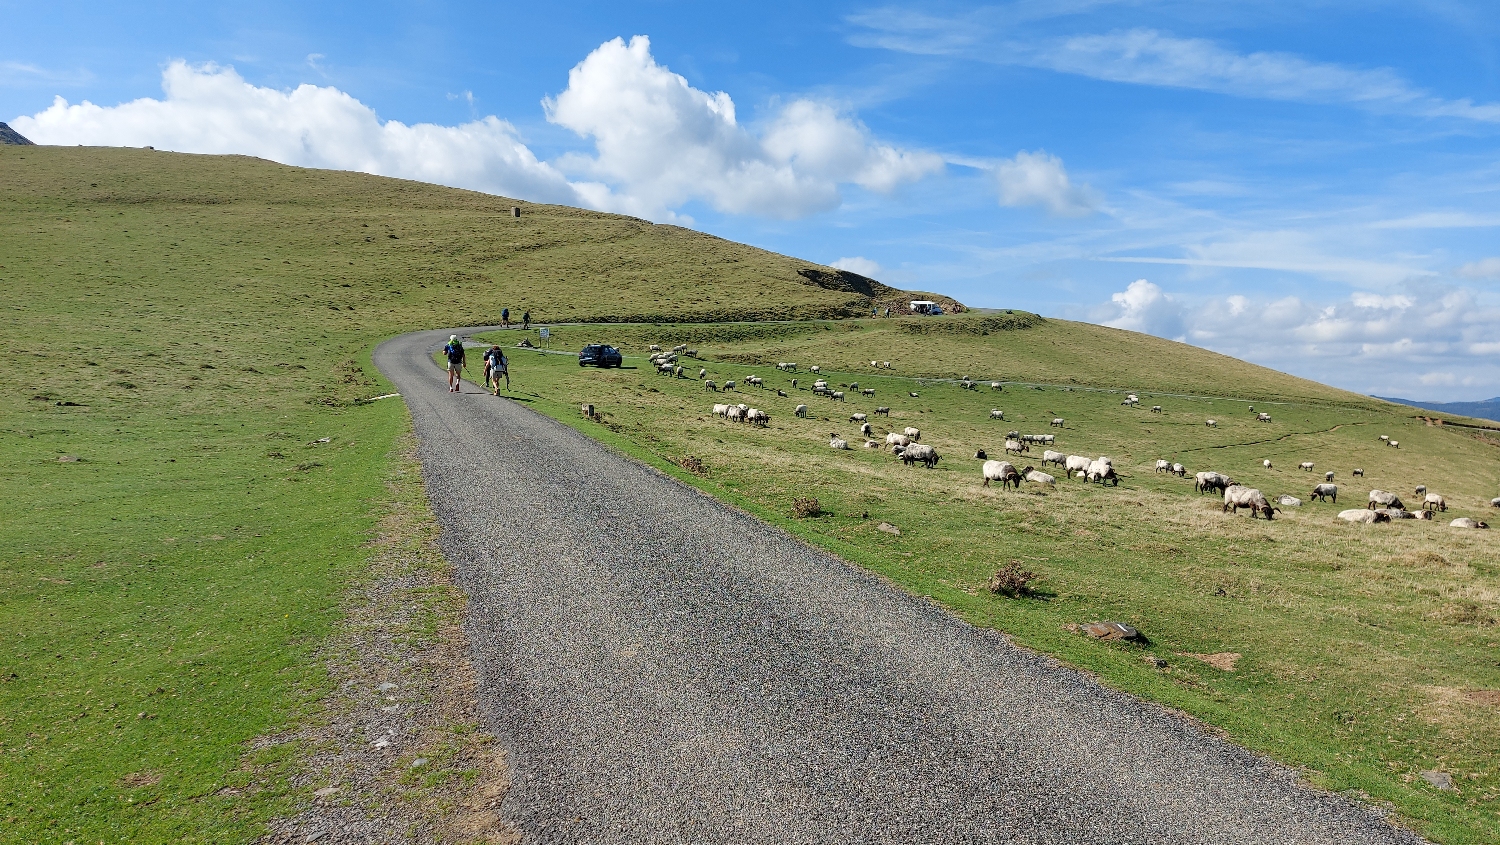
[578,344,623,368]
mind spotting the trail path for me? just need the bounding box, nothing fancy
[374,328,1424,845]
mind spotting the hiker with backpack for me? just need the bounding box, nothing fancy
[443,335,466,393]
[484,345,509,394]
[522,310,531,331]
[501,308,510,328]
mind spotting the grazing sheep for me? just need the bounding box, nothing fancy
[831,391,846,401]
[902,444,940,468]
[990,409,1005,420]
[1423,493,1447,512]
[723,380,736,392]
[873,406,890,416]
[1087,459,1119,486]
[885,432,911,449]
[883,362,891,369]
[697,368,707,379]
[1298,462,1315,471]
[685,349,698,358]
[791,378,798,389]
[862,388,875,396]
[870,361,878,367]
[1025,468,1056,485]
[712,403,731,417]
[777,389,787,398]
[1353,468,1364,477]
[1172,463,1186,477]
[904,427,921,441]
[1325,471,1335,482]
[674,365,685,377]
[1379,435,1389,441]
[1051,418,1065,427]
[1367,490,1404,510]
[1043,450,1067,468]
[991,382,1002,391]
[1156,460,1172,473]
[1263,459,1272,469]
[1414,485,1426,496]
[1007,430,1021,439]
[982,459,1021,489]
[1277,495,1302,507]
[648,344,661,352]
[745,375,763,388]
[829,433,850,450]
[1311,484,1338,503]
[1206,419,1217,427]
[909,392,920,398]
[1257,413,1272,422]
[1491,497,1500,508]
[860,422,872,436]
[813,380,828,390]
[704,381,718,392]
[974,449,988,460]
[1195,471,1237,494]
[1151,405,1162,413]
[1005,439,1029,455]
[746,409,770,426]
[726,406,745,422]
[1451,517,1490,529]
[864,440,881,449]
[1389,440,1399,448]
[1223,485,1277,519]
[810,366,821,374]
[794,404,809,418]
[1065,455,1091,475]
[850,412,868,423]
[1339,509,1390,524]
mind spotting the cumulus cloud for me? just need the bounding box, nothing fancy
[1099,279,1184,339]
[14,41,946,222]
[1457,257,1500,280]
[994,150,1098,217]
[831,256,882,277]
[15,61,582,204]
[544,36,943,219]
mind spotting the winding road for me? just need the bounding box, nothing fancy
[374,328,1424,845]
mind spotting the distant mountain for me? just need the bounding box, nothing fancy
[0,122,36,145]
[1375,396,1500,423]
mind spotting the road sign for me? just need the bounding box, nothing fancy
[538,327,550,339]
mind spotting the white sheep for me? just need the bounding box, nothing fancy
[1389,440,1399,448]
[712,403,730,417]
[1151,405,1162,413]
[726,406,745,422]
[1042,450,1067,468]
[990,381,1002,390]
[860,422,872,436]
[704,380,718,392]
[1223,485,1276,519]
[901,444,940,468]
[831,391,846,401]
[1005,439,1028,455]
[1195,471,1236,493]
[699,368,707,379]
[1492,497,1500,508]
[861,388,875,397]
[1155,459,1171,473]
[1353,468,1364,477]
[809,365,821,374]
[1423,493,1446,512]
[746,409,769,426]
[1379,435,1389,441]
[1206,419,1217,427]
[990,409,1005,420]
[1051,418,1064,427]
[1367,490,1404,510]
[648,344,661,352]
[1172,463,1185,477]
[1414,485,1426,496]
[794,404,809,418]
[1311,484,1338,503]
[1263,459,1272,469]
[870,360,879,367]
[1450,517,1489,529]
[850,412,867,423]
[864,439,880,449]
[885,432,911,449]
[1065,455,1091,475]
[1298,461,1315,471]
[903,427,921,441]
[1087,459,1119,486]
[883,362,891,369]
[723,380,736,391]
[829,433,849,450]
[1339,509,1389,524]
[1325,471,1335,482]
[1277,495,1302,507]
[982,459,1020,488]
[1257,412,1272,422]
[1025,468,1056,485]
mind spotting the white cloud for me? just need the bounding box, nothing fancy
[543,36,943,220]
[994,150,1098,216]
[1457,257,1500,280]
[14,61,583,205]
[831,256,882,277]
[1100,279,1184,340]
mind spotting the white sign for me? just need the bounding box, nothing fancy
[538,327,550,339]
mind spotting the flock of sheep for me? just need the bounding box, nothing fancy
[681,355,1496,530]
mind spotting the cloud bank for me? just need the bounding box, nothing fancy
[14,38,947,223]
[994,150,1098,216]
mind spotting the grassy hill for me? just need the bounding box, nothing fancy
[3,146,1498,843]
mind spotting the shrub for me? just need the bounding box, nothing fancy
[792,496,822,518]
[673,455,707,476]
[987,560,1035,597]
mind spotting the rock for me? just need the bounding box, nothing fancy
[57,455,79,463]
[1420,770,1456,791]
[313,786,341,798]
[377,682,397,691]
[877,522,901,535]
[1081,621,1140,641]
[1276,495,1301,507]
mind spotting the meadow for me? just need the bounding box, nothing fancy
[1,145,1496,843]
[474,319,1500,844]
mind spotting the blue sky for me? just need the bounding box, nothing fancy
[5,1,1500,400]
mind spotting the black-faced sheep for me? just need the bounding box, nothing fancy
[1223,485,1277,519]
[1367,490,1404,510]
[1451,517,1489,529]
[1310,483,1338,503]
[902,444,940,468]
[982,459,1021,488]
[1423,493,1446,512]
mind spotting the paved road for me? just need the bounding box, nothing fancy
[374,328,1424,845]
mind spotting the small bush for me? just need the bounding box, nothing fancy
[673,455,707,476]
[987,560,1035,597]
[792,496,822,518]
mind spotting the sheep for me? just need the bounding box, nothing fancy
[831,391,846,402]
[745,408,769,426]
[908,392,919,398]
[885,432,911,449]
[1156,459,1172,473]
[1195,471,1236,493]
[1278,495,1302,507]
[704,380,718,392]
[1065,455,1091,475]
[902,444,940,468]
[982,460,1021,489]
[829,434,850,450]
[1263,459,1272,469]
[776,389,787,398]
[1025,468,1056,485]
[1451,517,1490,529]
[1423,493,1447,512]
[1311,483,1338,503]
[1257,413,1272,422]
[974,449,988,460]
[673,365,685,378]
[1051,418,1065,428]
[1172,463,1186,477]
[712,403,731,417]
[1151,405,1162,413]
[813,380,829,391]
[850,412,868,423]
[794,404,809,418]
[861,388,875,397]
[648,344,661,352]
[870,361,879,367]
[1223,485,1277,519]
[726,406,745,422]
[1353,468,1365,477]
[991,382,1002,391]
[848,382,859,391]
[1389,440,1399,449]
[860,422,872,436]
[883,362,891,369]
[1338,509,1390,523]
[1007,430,1021,439]
[684,349,698,358]
[698,368,707,379]
[1206,419,1217,428]
[1414,485,1426,496]
[745,375,763,388]
[1043,450,1067,468]
[1379,435,1389,441]
[1005,439,1029,455]
[809,366,821,374]
[1087,459,1119,486]
[658,363,674,375]
[1367,490,1404,510]
[1492,497,1500,508]
[723,380,736,392]
[873,406,890,416]
[990,409,1005,420]
[791,378,798,389]
[864,439,881,449]
[1325,471,1335,482]
[673,344,687,353]
[904,427,921,441]
[1298,461,1315,471]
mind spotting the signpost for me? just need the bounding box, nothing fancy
[538,326,550,350]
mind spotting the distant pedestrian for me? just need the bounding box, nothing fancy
[522,310,531,331]
[484,345,509,394]
[443,334,466,393]
[501,308,510,328]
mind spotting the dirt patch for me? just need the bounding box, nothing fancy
[254,434,516,845]
[120,770,162,788]
[1466,690,1500,706]
[1179,652,1242,672]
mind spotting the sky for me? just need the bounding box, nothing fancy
[4,1,1499,401]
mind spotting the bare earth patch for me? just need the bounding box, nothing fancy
[1466,690,1500,706]
[254,435,516,845]
[120,770,162,788]
[1180,652,1242,672]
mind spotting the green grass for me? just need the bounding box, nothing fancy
[473,329,1500,844]
[3,145,1497,843]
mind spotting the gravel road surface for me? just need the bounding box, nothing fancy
[375,328,1425,845]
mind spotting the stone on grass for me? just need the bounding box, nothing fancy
[1420,770,1456,791]
[877,522,900,535]
[1081,621,1140,641]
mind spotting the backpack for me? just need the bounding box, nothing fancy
[445,343,464,362]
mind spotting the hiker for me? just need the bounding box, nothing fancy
[484,345,509,394]
[522,310,530,331]
[443,335,466,393]
[501,307,510,328]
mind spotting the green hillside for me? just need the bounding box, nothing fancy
[2,146,1497,843]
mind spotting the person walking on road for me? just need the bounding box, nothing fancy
[484,344,509,394]
[522,310,531,331]
[443,334,466,393]
[501,308,510,329]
